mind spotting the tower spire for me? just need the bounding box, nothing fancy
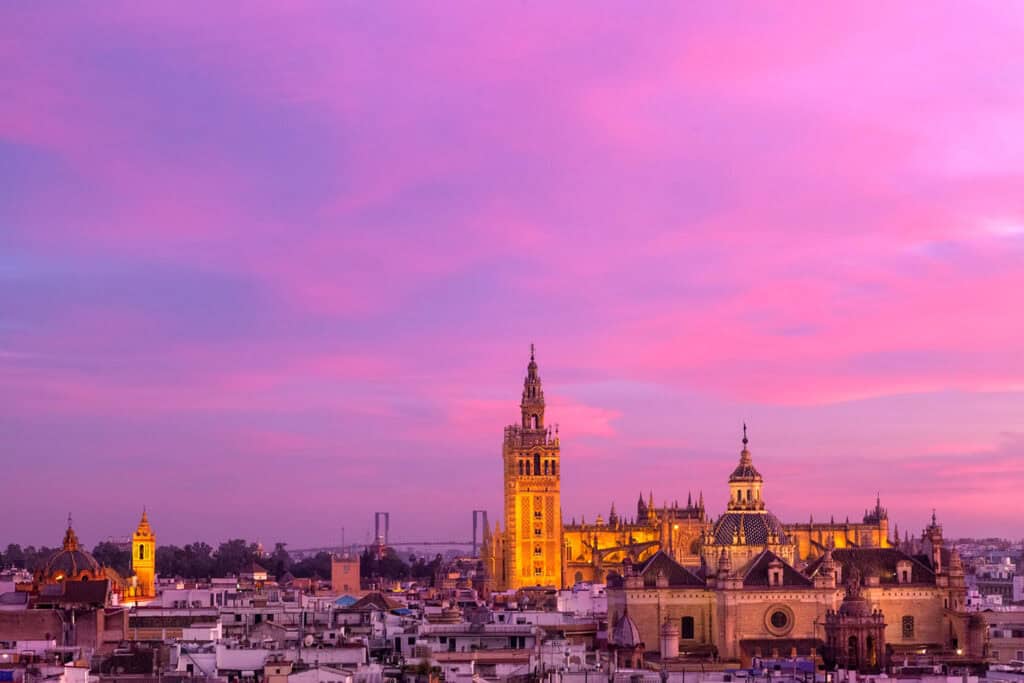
[520,344,545,429]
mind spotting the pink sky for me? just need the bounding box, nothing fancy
[2,2,1023,548]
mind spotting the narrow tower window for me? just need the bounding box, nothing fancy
[139,545,145,560]
[534,453,541,475]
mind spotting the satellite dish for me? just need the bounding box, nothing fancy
[303,635,315,647]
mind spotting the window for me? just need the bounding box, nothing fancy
[534,510,542,519]
[534,528,542,537]
[681,616,695,640]
[746,489,751,502]
[770,611,789,629]
[534,453,541,475]
[139,545,145,560]
[535,567,544,576]
[518,461,523,475]
[525,461,531,475]
[534,546,543,555]
[551,462,556,476]
[544,461,549,475]
[902,616,915,639]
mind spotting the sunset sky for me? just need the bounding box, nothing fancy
[2,3,1023,548]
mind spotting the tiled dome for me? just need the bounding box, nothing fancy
[712,511,789,546]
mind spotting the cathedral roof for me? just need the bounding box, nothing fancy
[636,550,705,587]
[805,548,935,585]
[711,511,789,546]
[36,578,110,606]
[740,549,812,587]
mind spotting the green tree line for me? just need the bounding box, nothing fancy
[4,541,444,583]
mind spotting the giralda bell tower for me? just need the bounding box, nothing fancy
[502,345,563,589]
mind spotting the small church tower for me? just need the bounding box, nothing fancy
[132,509,156,599]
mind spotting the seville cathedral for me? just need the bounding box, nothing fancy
[481,348,984,664]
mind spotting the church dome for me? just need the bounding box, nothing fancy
[712,511,789,546]
[42,521,101,579]
[612,611,643,648]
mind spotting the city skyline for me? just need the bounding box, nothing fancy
[4,3,1024,546]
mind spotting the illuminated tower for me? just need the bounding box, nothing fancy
[131,509,156,599]
[501,345,563,589]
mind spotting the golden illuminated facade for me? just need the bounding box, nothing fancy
[128,509,156,600]
[564,493,708,584]
[490,346,563,590]
[785,496,891,560]
[481,351,893,597]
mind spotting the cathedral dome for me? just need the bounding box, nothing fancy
[712,511,789,546]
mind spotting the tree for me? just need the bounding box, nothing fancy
[360,547,410,581]
[183,542,214,578]
[92,541,131,575]
[22,546,55,571]
[267,542,292,578]
[4,544,25,568]
[213,539,259,576]
[156,545,185,578]
[291,552,331,579]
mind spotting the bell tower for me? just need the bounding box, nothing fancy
[501,345,563,589]
[131,509,156,599]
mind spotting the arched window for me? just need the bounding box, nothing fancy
[746,489,751,501]
[543,461,549,475]
[525,461,531,475]
[681,616,695,639]
[534,453,541,475]
[139,545,145,560]
[519,461,524,475]
[531,414,539,428]
[551,462,556,476]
